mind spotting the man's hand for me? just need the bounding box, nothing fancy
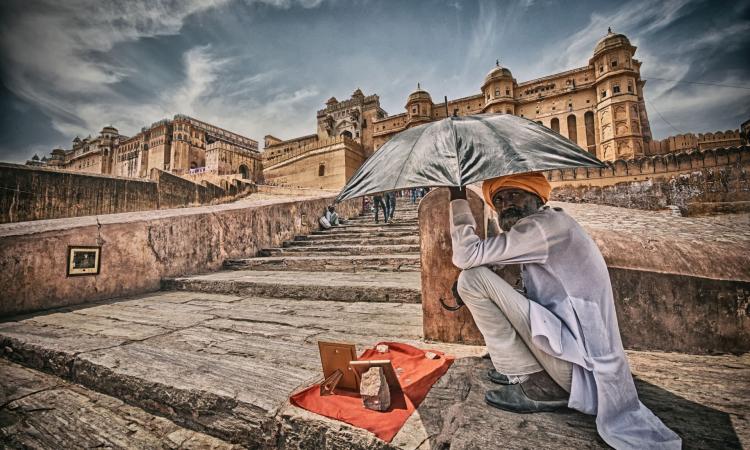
[449,186,467,201]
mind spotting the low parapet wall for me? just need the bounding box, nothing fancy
[547,145,749,186]
[548,146,749,212]
[0,163,158,223]
[0,195,361,317]
[256,184,338,197]
[0,164,257,224]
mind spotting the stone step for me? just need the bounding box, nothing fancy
[1,292,747,449]
[0,359,240,449]
[224,254,421,272]
[310,225,417,235]
[358,211,419,218]
[163,270,421,303]
[260,244,421,256]
[339,219,418,227]
[295,230,417,240]
[283,236,419,247]
[0,293,435,448]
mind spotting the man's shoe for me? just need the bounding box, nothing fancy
[485,385,568,413]
[485,371,568,414]
[487,369,530,385]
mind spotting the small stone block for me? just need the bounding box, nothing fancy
[376,344,389,353]
[360,367,390,411]
[425,351,439,360]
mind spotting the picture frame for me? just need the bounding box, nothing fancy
[318,341,358,391]
[67,246,101,277]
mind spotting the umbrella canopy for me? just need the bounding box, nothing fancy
[336,113,605,202]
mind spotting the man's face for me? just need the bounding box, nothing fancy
[492,188,542,231]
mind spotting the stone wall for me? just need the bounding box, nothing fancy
[549,146,749,212]
[610,268,749,353]
[0,163,158,224]
[149,168,250,208]
[0,195,361,317]
[0,164,256,224]
[263,137,365,190]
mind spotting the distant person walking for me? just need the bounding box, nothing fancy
[411,188,418,204]
[386,191,397,222]
[373,194,387,224]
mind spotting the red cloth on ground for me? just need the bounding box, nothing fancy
[290,342,454,442]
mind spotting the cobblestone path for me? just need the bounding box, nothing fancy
[1,198,748,449]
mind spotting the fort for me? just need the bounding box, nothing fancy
[1,190,748,448]
[28,114,262,184]
[2,26,749,447]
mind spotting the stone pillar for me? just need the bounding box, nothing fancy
[419,186,485,345]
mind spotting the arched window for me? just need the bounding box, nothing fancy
[584,111,596,154]
[239,164,249,179]
[551,118,560,133]
[567,115,578,144]
[340,130,353,139]
[318,163,325,177]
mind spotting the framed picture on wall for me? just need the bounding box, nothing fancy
[67,246,101,276]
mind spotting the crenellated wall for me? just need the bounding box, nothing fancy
[548,146,749,212]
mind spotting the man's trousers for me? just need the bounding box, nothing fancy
[457,266,573,391]
[373,197,387,222]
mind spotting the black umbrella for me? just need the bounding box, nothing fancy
[336,113,605,202]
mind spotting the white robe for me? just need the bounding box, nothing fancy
[450,199,681,450]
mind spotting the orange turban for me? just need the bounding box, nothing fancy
[482,172,551,210]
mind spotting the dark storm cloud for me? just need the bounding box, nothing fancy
[0,0,747,164]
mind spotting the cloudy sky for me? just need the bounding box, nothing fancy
[0,0,748,163]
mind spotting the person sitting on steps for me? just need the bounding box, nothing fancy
[319,205,340,230]
[448,173,680,449]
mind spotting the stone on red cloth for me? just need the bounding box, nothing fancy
[290,342,454,442]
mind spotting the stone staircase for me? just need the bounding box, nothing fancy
[2,197,748,449]
[170,199,423,300]
[224,203,421,273]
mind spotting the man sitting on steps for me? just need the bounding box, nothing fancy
[319,205,340,230]
[448,173,680,449]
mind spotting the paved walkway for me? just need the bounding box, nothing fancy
[557,201,750,245]
[2,198,748,449]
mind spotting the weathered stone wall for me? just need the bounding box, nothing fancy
[0,163,158,224]
[0,164,258,224]
[0,195,361,317]
[149,168,243,208]
[262,137,365,190]
[549,146,749,212]
[610,268,749,354]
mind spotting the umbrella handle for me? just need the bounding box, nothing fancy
[439,280,465,311]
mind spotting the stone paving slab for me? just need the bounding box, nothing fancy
[224,254,421,272]
[557,202,750,244]
[164,270,421,303]
[1,291,748,448]
[0,359,240,449]
[0,292,457,446]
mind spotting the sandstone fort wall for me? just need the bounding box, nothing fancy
[1,163,159,224]
[0,164,257,223]
[549,146,749,212]
[0,195,361,317]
